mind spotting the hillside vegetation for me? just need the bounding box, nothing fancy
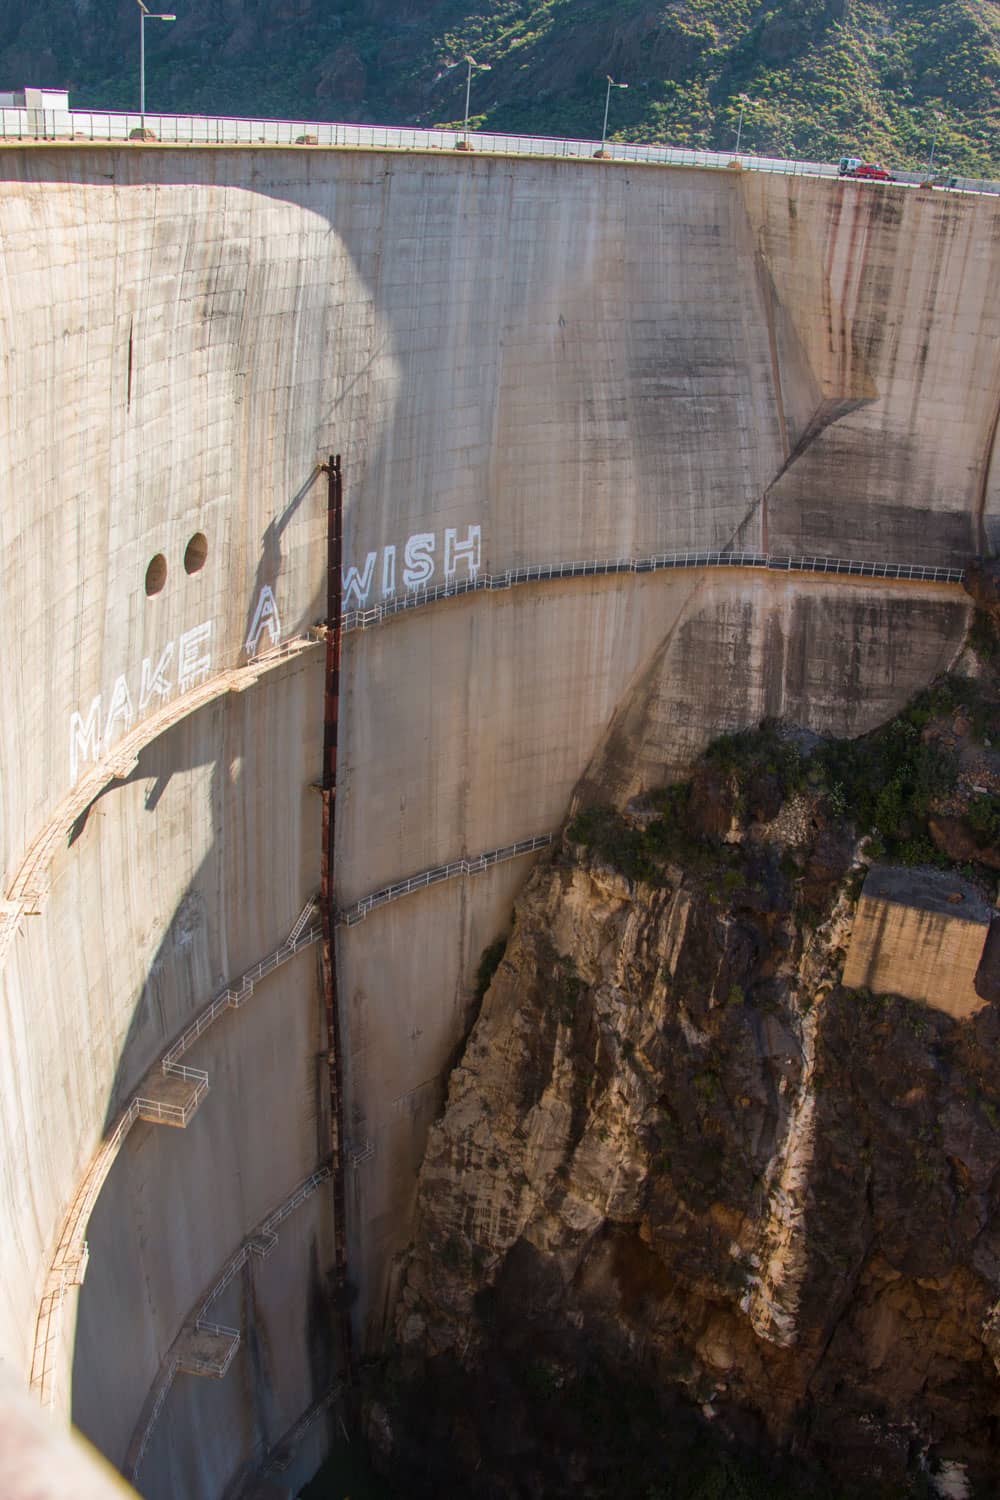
[2,0,999,174]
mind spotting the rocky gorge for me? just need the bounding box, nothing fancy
[367,617,1000,1499]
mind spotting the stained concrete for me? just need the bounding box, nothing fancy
[0,145,995,1495]
[843,866,993,1019]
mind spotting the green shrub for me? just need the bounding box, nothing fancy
[567,805,662,883]
[702,720,804,798]
[966,793,1000,849]
[813,693,960,860]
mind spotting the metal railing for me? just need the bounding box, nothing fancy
[2,632,318,955]
[224,1383,344,1495]
[177,1323,241,1379]
[3,106,997,194]
[288,896,320,944]
[259,1167,332,1235]
[338,833,552,926]
[261,1385,343,1477]
[187,1171,331,1317]
[0,106,833,174]
[128,1357,178,1473]
[135,1073,208,1127]
[161,898,320,1073]
[125,1164,333,1480]
[31,897,321,1412]
[342,550,965,633]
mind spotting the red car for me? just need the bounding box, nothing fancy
[846,162,893,181]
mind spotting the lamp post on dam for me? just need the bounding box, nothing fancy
[457,54,491,150]
[596,75,628,158]
[136,0,175,129]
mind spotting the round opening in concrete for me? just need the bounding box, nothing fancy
[145,554,167,596]
[184,532,208,575]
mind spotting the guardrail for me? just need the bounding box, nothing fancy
[223,1383,344,1498]
[125,1165,333,1480]
[177,1323,241,1379]
[260,1168,332,1234]
[3,107,997,194]
[135,1073,208,1127]
[0,105,835,175]
[338,833,553,927]
[128,1357,178,1474]
[261,1385,343,1478]
[31,897,321,1413]
[342,550,966,634]
[161,900,319,1073]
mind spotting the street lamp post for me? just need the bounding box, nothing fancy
[137,0,176,128]
[927,110,944,171]
[459,54,491,148]
[735,93,750,154]
[599,75,628,157]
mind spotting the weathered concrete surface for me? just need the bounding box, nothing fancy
[843,865,991,1018]
[573,572,970,806]
[3,656,328,1487]
[0,145,996,1493]
[740,177,1000,561]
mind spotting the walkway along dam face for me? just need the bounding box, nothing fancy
[0,143,996,1496]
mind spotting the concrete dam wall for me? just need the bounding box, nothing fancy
[0,143,996,1495]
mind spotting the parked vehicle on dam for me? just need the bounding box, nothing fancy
[838,156,893,181]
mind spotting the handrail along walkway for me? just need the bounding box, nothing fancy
[0,632,319,969]
[337,834,553,927]
[342,549,965,634]
[29,898,322,1413]
[124,1166,333,1481]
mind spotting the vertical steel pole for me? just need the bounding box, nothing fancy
[319,453,353,1382]
[139,14,146,124]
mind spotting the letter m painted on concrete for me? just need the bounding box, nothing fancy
[70,696,102,786]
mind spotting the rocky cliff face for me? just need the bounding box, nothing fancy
[376,694,1000,1498]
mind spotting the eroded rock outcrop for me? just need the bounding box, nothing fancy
[378,695,1000,1499]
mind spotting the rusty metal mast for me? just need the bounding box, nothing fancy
[319,453,353,1380]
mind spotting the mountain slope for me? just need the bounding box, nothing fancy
[2,0,999,175]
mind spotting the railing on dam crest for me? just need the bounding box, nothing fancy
[3,106,999,195]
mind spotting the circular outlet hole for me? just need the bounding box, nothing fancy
[184,532,208,575]
[145,554,167,596]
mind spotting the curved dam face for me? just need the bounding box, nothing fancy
[0,144,995,1495]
